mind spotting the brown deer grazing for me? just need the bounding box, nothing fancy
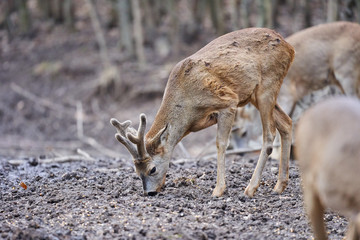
[111,28,295,197]
[295,97,360,240]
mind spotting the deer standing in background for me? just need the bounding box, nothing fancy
[279,21,360,116]
[232,21,360,157]
[111,28,295,197]
[295,97,360,240]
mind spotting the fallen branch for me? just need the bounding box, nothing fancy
[80,135,125,159]
[10,83,74,117]
[76,148,93,159]
[0,136,82,150]
[201,143,281,160]
[8,154,96,166]
[171,158,198,165]
[76,101,84,139]
[74,100,124,159]
[177,141,191,158]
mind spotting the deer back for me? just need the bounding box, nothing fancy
[281,21,360,103]
[146,28,295,143]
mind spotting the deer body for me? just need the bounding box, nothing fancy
[279,21,360,116]
[295,97,360,240]
[111,28,294,197]
[231,22,360,160]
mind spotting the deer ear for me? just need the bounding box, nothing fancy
[147,124,170,155]
[155,124,169,146]
[150,124,170,149]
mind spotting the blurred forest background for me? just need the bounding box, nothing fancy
[1,0,360,159]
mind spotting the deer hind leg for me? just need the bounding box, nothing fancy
[273,104,292,193]
[244,94,277,197]
[212,106,237,197]
[303,184,328,240]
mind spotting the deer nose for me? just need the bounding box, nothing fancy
[147,191,158,196]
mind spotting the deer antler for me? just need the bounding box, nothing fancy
[126,114,149,159]
[110,114,149,161]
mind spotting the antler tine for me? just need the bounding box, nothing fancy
[127,113,149,159]
[110,118,139,159]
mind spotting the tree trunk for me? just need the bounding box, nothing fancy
[50,0,63,23]
[17,0,31,34]
[167,0,180,54]
[327,0,338,22]
[85,0,121,96]
[240,0,251,28]
[131,0,146,67]
[63,0,74,29]
[264,0,273,28]
[229,0,239,31]
[117,0,134,56]
[271,0,279,28]
[303,0,312,28]
[37,0,51,18]
[256,0,266,27]
[357,0,360,23]
[142,0,156,46]
[209,0,225,35]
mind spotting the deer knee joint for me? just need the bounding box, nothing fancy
[266,146,273,155]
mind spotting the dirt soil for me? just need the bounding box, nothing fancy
[0,154,348,240]
[0,18,348,240]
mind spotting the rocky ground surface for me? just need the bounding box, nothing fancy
[0,153,348,240]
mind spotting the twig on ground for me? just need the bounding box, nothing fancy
[171,158,198,165]
[80,136,124,159]
[74,100,123,159]
[201,143,281,160]
[76,148,93,159]
[201,148,262,160]
[195,137,216,159]
[10,83,74,117]
[8,155,96,166]
[177,141,191,158]
[196,126,243,159]
[76,101,84,139]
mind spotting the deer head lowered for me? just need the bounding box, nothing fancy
[111,28,295,197]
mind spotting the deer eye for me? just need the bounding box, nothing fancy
[149,167,156,175]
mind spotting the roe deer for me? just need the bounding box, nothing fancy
[111,28,295,197]
[279,21,360,117]
[295,97,360,240]
[232,21,360,157]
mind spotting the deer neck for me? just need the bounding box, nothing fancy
[146,100,189,153]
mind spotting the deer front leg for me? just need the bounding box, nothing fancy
[212,107,236,197]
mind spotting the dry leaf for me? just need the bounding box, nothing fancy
[19,182,27,190]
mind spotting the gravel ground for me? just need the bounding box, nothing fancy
[0,153,348,240]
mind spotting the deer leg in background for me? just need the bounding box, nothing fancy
[244,92,277,197]
[303,183,328,240]
[345,214,360,240]
[212,106,236,197]
[273,104,292,193]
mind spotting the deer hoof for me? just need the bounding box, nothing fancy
[273,180,287,194]
[244,184,257,197]
[212,186,226,197]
